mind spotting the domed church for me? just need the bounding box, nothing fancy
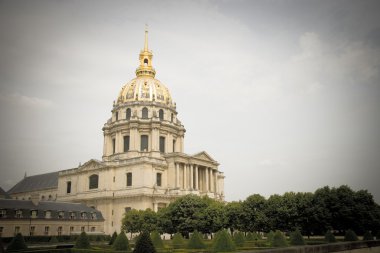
[6,29,225,235]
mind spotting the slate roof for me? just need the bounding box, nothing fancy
[0,187,11,199]
[0,199,104,220]
[7,171,59,194]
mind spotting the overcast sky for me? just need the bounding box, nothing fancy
[1,0,379,203]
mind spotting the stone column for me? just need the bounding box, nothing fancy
[153,202,158,212]
[195,165,199,190]
[152,128,159,151]
[205,167,209,192]
[190,164,194,189]
[183,164,187,190]
[214,170,218,193]
[175,163,180,188]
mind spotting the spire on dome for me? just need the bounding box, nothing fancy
[136,25,156,78]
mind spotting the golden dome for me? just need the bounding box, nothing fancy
[116,28,174,106]
[117,77,173,105]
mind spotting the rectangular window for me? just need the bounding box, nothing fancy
[30,226,35,236]
[70,226,74,233]
[156,173,162,187]
[123,136,130,152]
[140,135,148,151]
[112,138,116,154]
[173,139,176,152]
[44,226,49,235]
[14,226,20,235]
[45,211,51,219]
[115,111,118,121]
[0,210,6,218]
[91,227,96,232]
[126,172,132,187]
[159,136,165,153]
[81,226,85,232]
[58,226,62,236]
[66,181,71,194]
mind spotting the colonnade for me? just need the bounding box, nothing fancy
[174,163,219,193]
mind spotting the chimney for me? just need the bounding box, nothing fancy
[31,193,39,206]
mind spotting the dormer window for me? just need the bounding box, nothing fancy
[91,213,97,219]
[70,212,76,220]
[31,210,38,218]
[15,210,22,218]
[0,210,6,218]
[45,211,51,219]
[81,212,87,219]
[58,211,64,219]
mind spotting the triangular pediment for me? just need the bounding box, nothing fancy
[192,151,216,162]
[78,159,105,172]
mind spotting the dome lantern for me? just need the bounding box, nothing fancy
[136,26,156,78]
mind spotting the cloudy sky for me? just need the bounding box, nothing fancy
[1,0,379,202]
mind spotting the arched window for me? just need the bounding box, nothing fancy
[171,113,174,122]
[126,108,131,120]
[156,173,162,187]
[144,58,148,66]
[142,107,148,119]
[159,109,164,121]
[126,172,132,186]
[89,174,99,189]
[159,136,165,153]
[115,111,118,121]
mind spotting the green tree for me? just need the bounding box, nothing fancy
[266,230,275,244]
[109,231,117,245]
[225,201,244,234]
[271,230,287,247]
[133,230,157,253]
[242,194,268,232]
[49,236,59,243]
[363,231,374,241]
[75,231,91,249]
[289,229,305,245]
[197,201,226,237]
[213,230,236,252]
[166,195,208,237]
[172,232,185,249]
[246,232,255,241]
[157,207,175,234]
[150,231,164,249]
[6,233,28,251]
[233,231,245,247]
[113,232,129,251]
[188,230,206,249]
[324,230,336,243]
[344,229,358,241]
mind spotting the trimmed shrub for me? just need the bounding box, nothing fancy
[75,231,91,249]
[266,230,275,243]
[271,230,287,247]
[344,229,358,241]
[233,231,245,247]
[363,231,374,241]
[172,232,185,249]
[109,231,117,245]
[290,229,305,245]
[325,230,336,243]
[113,232,129,251]
[133,230,157,253]
[6,233,28,251]
[150,231,164,249]
[246,232,255,241]
[188,230,206,249]
[50,236,59,243]
[213,230,236,252]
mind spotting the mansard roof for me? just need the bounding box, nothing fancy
[7,171,59,194]
[0,199,104,220]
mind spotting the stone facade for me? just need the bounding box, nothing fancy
[6,29,225,235]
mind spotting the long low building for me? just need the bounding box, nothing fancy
[0,194,104,238]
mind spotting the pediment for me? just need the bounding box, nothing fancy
[78,159,105,172]
[192,151,216,162]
